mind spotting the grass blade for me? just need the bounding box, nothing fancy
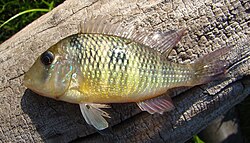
[0,8,49,29]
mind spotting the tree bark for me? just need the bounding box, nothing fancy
[0,0,249,142]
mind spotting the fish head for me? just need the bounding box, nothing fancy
[24,41,74,99]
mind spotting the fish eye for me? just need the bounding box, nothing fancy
[40,51,54,66]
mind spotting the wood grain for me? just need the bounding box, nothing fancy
[0,0,249,142]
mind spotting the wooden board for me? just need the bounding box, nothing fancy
[0,0,249,142]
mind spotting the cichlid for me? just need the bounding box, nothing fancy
[24,16,228,130]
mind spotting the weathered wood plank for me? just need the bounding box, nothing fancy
[0,0,249,142]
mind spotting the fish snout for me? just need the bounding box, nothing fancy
[23,74,31,88]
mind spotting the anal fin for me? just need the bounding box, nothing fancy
[137,95,174,114]
[79,103,111,130]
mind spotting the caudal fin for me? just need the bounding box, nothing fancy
[192,47,230,84]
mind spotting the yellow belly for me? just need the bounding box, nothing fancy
[76,78,169,103]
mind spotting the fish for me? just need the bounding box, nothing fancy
[23,16,229,130]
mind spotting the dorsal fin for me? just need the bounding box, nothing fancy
[132,29,187,54]
[80,15,187,54]
[80,15,136,38]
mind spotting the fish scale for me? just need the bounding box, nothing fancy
[63,33,194,102]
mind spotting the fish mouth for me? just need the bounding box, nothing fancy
[23,74,36,91]
[23,74,64,99]
[23,74,31,88]
[23,77,44,96]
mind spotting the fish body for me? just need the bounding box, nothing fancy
[55,33,193,103]
[24,16,228,130]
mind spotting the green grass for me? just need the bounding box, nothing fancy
[193,135,205,143]
[0,0,64,44]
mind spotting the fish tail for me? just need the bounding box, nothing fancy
[192,47,230,85]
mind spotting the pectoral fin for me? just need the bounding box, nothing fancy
[137,95,174,114]
[79,103,111,130]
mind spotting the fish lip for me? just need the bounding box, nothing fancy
[23,75,31,88]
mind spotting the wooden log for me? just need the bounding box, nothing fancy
[0,0,249,142]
